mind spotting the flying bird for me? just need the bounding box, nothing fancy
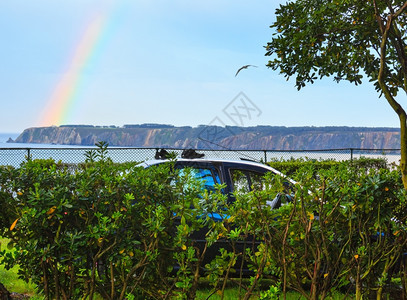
[235,64,258,77]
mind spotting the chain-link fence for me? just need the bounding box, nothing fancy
[0,147,401,168]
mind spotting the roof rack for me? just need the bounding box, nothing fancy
[154,149,172,159]
[181,149,205,159]
[154,148,205,160]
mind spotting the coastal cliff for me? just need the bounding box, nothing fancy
[13,125,401,150]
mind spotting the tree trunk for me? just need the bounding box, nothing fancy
[399,115,407,189]
[0,282,11,300]
[355,265,362,300]
[379,69,407,189]
[402,257,407,300]
[376,11,407,190]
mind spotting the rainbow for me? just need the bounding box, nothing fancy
[38,3,123,127]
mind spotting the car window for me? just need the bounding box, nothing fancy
[250,171,266,190]
[178,167,220,191]
[230,169,265,192]
[230,169,250,193]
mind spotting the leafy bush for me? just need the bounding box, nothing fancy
[268,157,340,176]
[233,163,406,299]
[202,160,406,299]
[268,157,390,176]
[0,152,208,299]
[0,149,405,300]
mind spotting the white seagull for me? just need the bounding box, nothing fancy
[235,64,258,77]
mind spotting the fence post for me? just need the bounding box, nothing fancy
[264,150,267,163]
[27,148,31,161]
[350,148,354,162]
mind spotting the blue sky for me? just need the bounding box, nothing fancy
[0,0,400,134]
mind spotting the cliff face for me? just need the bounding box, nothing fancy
[16,127,82,145]
[13,126,401,150]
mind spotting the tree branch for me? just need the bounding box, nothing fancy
[373,0,385,34]
[393,1,407,18]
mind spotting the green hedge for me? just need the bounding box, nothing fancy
[0,150,406,299]
[0,157,216,299]
[268,157,390,176]
[257,164,406,299]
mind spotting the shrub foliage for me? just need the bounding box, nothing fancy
[0,149,406,299]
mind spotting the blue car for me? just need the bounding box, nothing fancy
[142,156,295,206]
[141,152,295,276]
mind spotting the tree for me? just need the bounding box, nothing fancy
[265,0,407,188]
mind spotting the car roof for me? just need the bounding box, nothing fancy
[140,158,297,185]
[141,158,265,168]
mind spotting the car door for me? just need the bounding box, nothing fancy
[222,162,269,203]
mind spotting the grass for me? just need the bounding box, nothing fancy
[0,237,37,297]
[196,288,251,299]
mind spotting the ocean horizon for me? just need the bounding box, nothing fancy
[0,132,19,142]
[0,133,92,149]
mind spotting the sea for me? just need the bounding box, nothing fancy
[0,132,102,167]
[0,133,401,167]
[0,133,89,149]
[0,132,20,146]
